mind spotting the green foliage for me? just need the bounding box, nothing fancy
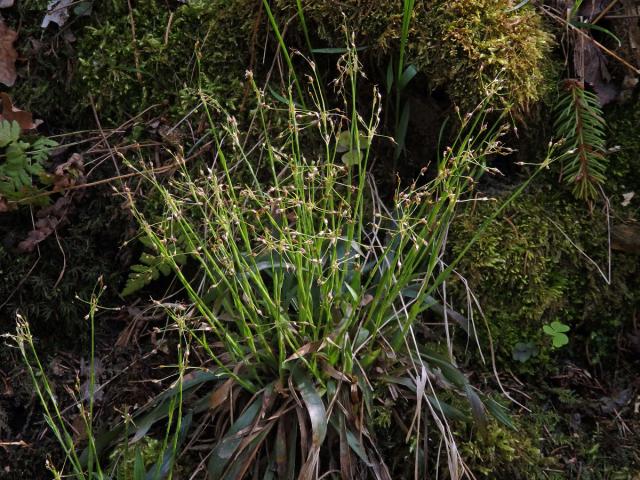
[542,320,570,348]
[75,0,256,123]
[421,0,553,111]
[554,80,608,200]
[448,186,640,370]
[109,437,161,480]
[0,194,126,346]
[0,120,57,202]
[512,341,538,363]
[604,96,640,194]
[280,0,554,111]
[121,234,186,296]
[84,50,532,478]
[459,423,549,478]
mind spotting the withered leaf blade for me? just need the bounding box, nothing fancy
[0,20,17,87]
[209,377,234,411]
[42,0,73,28]
[292,365,327,480]
[0,93,40,130]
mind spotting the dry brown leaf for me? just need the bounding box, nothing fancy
[0,93,41,130]
[209,377,235,410]
[42,0,73,28]
[52,153,84,191]
[0,196,13,212]
[0,21,17,87]
[17,196,72,252]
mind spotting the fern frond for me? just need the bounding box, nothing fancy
[554,80,608,200]
[0,120,57,199]
[121,235,187,296]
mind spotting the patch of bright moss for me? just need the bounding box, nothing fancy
[448,183,639,370]
[75,0,257,124]
[459,422,552,478]
[5,0,258,127]
[279,0,554,111]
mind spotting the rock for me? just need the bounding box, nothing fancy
[611,223,640,254]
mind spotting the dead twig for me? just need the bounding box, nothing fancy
[540,3,640,75]
[126,0,143,83]
[10,159,183,205]
[593,0,621,25]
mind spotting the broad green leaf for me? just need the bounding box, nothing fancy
[485,398,516,430]
[292,365,327,447]
[398,64,417,91]
[133,450,145,480]
[464,384,487,431]
[385,59,394,94]
[552,333,569,348]
[550,321,570,333]
[393,101,410,161]
[341,149,361,167]
[208,398,262,479]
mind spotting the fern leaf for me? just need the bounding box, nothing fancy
[0,124,55,197]
[554,80,608,200]
[121,235,187,296]
[0,120,20,148]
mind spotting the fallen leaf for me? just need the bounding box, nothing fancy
[0,20,17,87]
[17,196,73,252]
[0,196,13,212]
[0,93,41,130]
[622,192,635,207]
[42,0,74,28]
[0,1,14,8]
[52,153,84,191]
[209,377,234,410]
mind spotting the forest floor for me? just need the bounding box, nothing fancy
[0,1,639,479]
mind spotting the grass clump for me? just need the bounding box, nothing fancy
[14,46,541,478]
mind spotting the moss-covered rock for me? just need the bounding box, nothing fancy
[75,0,257,123]
[279,0,554,111]
[6,0,259,127]
[447,182,639,369]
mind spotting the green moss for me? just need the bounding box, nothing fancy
[1,1,85,129]
[5,0,257,127]
[280,0,554,111]
[605,97,640,194]
[75,0,256,124]
[0,192,128,348]
[109,436,162,480]
[459,422,552,478]
[447,184,639,369]
[421,0,553,111]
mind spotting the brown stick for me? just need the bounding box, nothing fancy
[593,0,621,25]
[540,4,640,74]
[127,0,143,83]
[10,161,182,205]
